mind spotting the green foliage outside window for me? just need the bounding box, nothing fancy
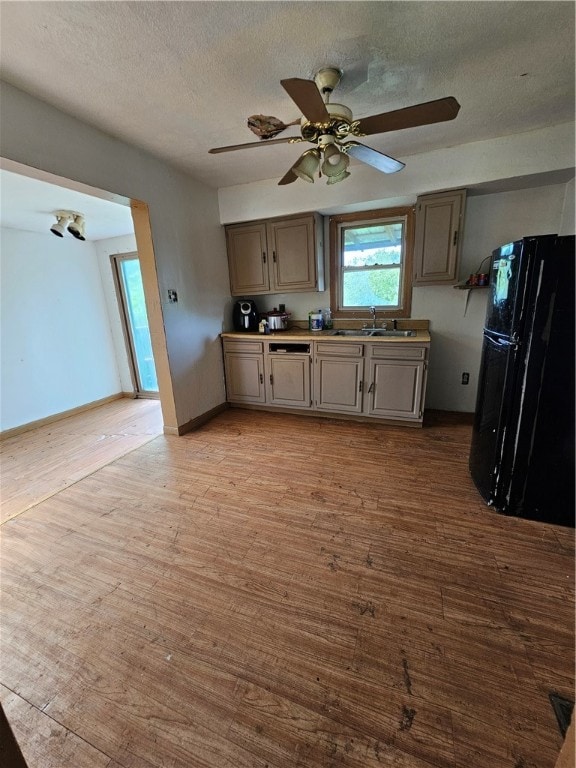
[330,208,413,318]
[342,267,400,307]
[342,235,403,307]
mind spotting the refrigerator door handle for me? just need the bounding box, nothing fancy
[487,335,518,349]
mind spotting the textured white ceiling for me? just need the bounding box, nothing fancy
[0,1,574,190]
[0,168,134,240]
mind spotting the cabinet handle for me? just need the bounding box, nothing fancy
[263,251,267,264]
[259,373,263,384]
[453,230,458,246]
[359,381,363,392]
[272,251,277,262]
[368,382,375,393]
[269,374,273,384]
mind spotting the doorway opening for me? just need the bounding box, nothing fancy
[111,252,158,397]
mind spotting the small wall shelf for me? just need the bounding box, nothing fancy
[454,281,489,317]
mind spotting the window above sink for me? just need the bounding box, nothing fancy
[329,206,415,323]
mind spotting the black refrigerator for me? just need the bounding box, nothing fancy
[469,234,575,527]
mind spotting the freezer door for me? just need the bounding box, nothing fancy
[484,236,557,339]
[469,334,518,505]
[484,240,527,338]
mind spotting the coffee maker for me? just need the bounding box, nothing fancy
[233,299,259,332]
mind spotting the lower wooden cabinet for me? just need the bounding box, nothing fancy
[223,337,429,425]
[367,359,426,419]
[314,341,365,414]
[365,343,428,420]
[266,354,312,408]
[223,341,265,404]
[315,341,428,422]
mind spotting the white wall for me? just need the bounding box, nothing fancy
[94,234,138,393]
[0,82,230,431]
[0,227,121,430]
[218,122,575,224]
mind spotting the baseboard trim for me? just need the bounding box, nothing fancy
[164,402,228,436]
[227,403,423,427]
[424,409,475,425]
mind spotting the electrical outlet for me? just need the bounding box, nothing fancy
[461,372,470,385]
[167,289,178,303]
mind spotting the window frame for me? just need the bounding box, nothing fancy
[329,206,414,320]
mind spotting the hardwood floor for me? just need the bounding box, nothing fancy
[0,406,573,767]
[0,398,164,524]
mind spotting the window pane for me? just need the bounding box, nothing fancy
[342,268,400,308]
[120,259,158,392]
[343,223,403,267]
[330,207,413,317]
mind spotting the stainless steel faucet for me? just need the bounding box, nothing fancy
[369,306,377,328]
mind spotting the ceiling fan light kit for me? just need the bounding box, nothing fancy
[326,169,351,185]
[321,143,350,178]
[209,66,460,188]
[292,148,321,183]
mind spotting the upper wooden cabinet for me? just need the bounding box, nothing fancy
[413,189,467,285]
[225,213,324,296]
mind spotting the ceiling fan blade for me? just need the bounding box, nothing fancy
[356,97,460,136]
[278,167,298,186]
[345,142,405,174]
[209,137,294,154]
[280,78,329,123]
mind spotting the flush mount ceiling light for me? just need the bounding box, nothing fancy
[50,210,86,240]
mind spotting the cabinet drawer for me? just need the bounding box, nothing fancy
[369,344,427,360]
[223,340,264,354]
[315,342,364,357]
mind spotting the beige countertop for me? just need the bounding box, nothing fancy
[221,328,431,343]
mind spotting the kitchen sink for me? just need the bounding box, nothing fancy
[369,329,416,337]
[328,329,416,337]
[328,329,373,336]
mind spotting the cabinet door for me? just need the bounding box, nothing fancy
[226,223,270,295]
[266,355,312,408]
[267,216,317,293]
[367,359,425,420]
[315,357,364,414]
[224,353,265,403]
[413,189,466,285]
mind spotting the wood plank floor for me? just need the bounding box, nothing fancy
[0,398,164,524]
[0,406,573,768]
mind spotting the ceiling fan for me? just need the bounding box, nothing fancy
[209,67,461,186]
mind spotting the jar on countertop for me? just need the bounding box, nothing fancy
[309,310,323,331]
